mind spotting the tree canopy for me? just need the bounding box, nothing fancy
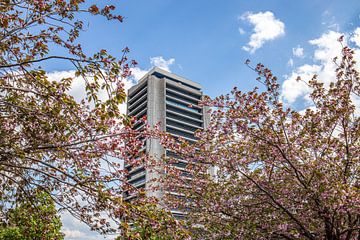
[0,0,148,234]
[160,42,360,239]
[1,1,359,239]
[0,190,64,240]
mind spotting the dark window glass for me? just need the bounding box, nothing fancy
[166,105,202,120]
[129,175,146,185]
[166,90,199,105]
[166,99,201,113]
[166,84,201,99]
[167,119,198,132]
[129,84,147,100]
[166,113,202,127]
[166,127,197,140]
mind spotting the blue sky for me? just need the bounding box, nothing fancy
[48,0,360,97]
[52,0,360,239]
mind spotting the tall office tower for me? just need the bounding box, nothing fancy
[124,67,209,218]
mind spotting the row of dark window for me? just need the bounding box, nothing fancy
[166,83,201,100]
[128,175,146,186]
[166,112,202,127]
[166,98,201,113]
[128,83,147,101]
[166,90,198,105]
[126,166,145,180]
[128,94,147,112]
[166,105,201,120]
[166,127,197,141]
[126,83,148,199]
[164,80,203,220]
[167,119,198,132]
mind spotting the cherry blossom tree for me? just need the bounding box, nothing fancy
[117,199,191,240]
[0,0,157,235]
[161,41,360,239]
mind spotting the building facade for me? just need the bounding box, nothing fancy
[124,67,209,217]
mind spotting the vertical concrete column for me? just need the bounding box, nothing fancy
[202,95,215,177]
[202,95,210,130]
[146,76,165,199]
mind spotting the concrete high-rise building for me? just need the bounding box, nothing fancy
[124,67,209,218]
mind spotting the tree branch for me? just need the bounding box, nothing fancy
[0,56,95,69]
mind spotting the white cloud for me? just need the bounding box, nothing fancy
[281,64,321,104]
[308,30,342,87]
[46,70,81,101]
[309,31,343,63]
[238,27,246,35]
[351,94,360,116]
[130,56,176,82]
[321,10,339,31]
[47,70,134,115]
[47,56,175,117]
[350,27,360,47]
[61,212,106,240]
[281,31,343,104]
[282,30,360,115]
[130,67,148,82]
[119,78,135,114]
[240,11,285,53]
[63,229,87,239]
[292,45,304,58]
[287,58,294,67]
[150,56,175,72]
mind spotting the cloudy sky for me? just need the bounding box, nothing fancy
[44,0,360,238]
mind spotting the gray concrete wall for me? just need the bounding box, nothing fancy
[145,75,166,199]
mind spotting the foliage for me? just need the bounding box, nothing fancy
[160,41,360,239]
[0,227,22,240]
[117,200,190,240]
[0,0,150,234]
[0,190,64,240]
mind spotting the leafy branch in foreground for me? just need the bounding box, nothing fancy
[0,190,64,240]
[0,0,157,235]
[159,41,360,239]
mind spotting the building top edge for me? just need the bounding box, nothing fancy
[130,67,202,91]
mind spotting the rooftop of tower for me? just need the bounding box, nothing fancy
[131,67,202,92]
